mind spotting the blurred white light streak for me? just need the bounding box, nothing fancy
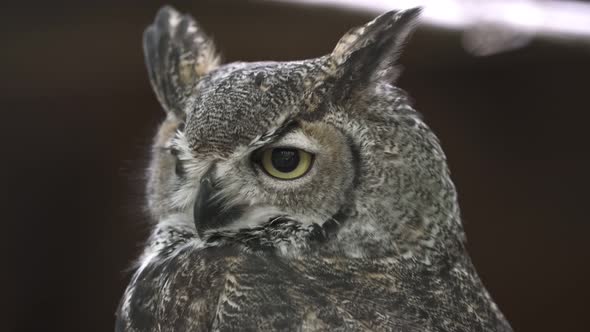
[271,0,590,39]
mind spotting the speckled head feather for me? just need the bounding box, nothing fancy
[117,6,512,332]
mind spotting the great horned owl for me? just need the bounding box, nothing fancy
[116,6,512,332]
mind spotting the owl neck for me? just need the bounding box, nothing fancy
[149,205,463,264]
[326,175,466,263]
[187,216,340,257]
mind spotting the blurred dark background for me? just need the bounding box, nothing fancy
[1,0,588,331]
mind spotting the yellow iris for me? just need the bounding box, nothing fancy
[261,148,313,180]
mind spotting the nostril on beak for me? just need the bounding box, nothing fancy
[193,164,246,236]
[193,165,219,235]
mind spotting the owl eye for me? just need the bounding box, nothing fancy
[259,147,313,180]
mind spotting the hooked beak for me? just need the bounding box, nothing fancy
[193,165,245,236]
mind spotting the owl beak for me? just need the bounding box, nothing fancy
[193,164,245,235]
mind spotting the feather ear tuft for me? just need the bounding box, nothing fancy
[328,8,421,101]
[143,6,221,117]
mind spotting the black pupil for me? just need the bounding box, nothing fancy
[271,148,300,173]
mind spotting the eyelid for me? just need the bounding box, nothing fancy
[265,132,319,155]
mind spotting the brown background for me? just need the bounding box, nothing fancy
[1,0,589,331]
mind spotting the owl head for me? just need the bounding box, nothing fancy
[144,6,463,258]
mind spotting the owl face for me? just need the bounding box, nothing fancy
[144,6,459,256]
[154,61,356,234]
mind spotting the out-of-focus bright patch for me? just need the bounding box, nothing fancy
[269,0,590,55]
